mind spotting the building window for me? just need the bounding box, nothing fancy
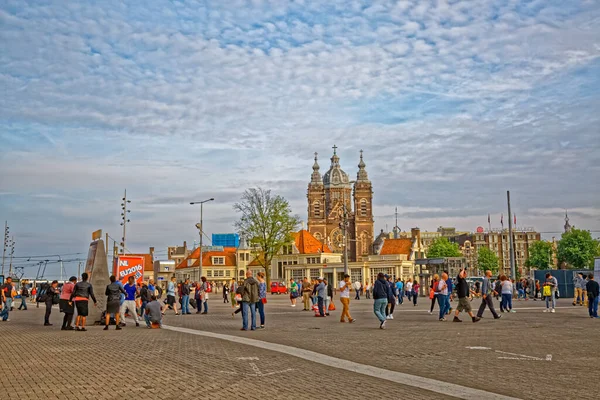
[225,270,231,277]
[360,199,367,217]
[291,269,304,281]
[314,232,322,241]
[207,270,212,277]
[309,268,320,279]
[212,256,225,265]
[213,270,225,277]
[314,201,321,218]
[350,268,363,284]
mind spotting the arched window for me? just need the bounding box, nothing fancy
[360,199,367,217]
[313,201,321,218]
[314,232,322,241]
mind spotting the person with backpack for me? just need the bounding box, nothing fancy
[180,278,191,315]
[373,272,391,329]
[60,276,77,330]
[70,272,98,331]
[18,285,29,310]
[104,275,126,330]
[44,280,59,326]
[240,270,259,331]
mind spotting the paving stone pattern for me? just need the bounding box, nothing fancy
[1,295,597,399]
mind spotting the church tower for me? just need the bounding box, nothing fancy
[306,153,326,243]
[307,146,374,261]
[353,150,374,259]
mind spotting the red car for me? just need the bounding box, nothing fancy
[270,282,288,294]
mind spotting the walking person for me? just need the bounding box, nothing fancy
[395,279,404,305]
[223,281,230,303]
[70,273,98,331]
[301,277,312,311]
[436,273,450,321]
[31,286,37,304]
[104,275,126,330]
[354,280,361,300]
[339,274,356,323]
[365,280,371,299]
[120,276,140,327]
[573,273,585,306]
[412,281,420,306]
[164,276,180,315]
[199,277,210,314]
[324,278,333,316]
[289,278,298,307]
[385,275,396,320]
[429,274,440,315]
[444,271,453,314]
[256,272,267,328]
[240,271,259,331]
[180,278,191,315]
[476,270,501,320]
[315,277,326,317]
[1,277,14,320]
[452,269,481,323]
[230,278,239,308]
[59,276,77,330]
[585,273,599,318]
[43,281,59,326]
[18,285,29,310]
[405,278,413,302]
[543,273,558,313]
[0,289,7,322]
[500,275,515,313]
[373,272,391,329]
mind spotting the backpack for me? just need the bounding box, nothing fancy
[156,286,163,299]
[205,282,212,293]
[37,285,48,303]
[52,292,60,305]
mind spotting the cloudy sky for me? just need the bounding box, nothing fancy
[1,0,599,278]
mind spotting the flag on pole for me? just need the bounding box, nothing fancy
[488,214,491,224]
[514,214,517,225]
[501,213,504,228]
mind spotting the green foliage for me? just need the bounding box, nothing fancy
[525,241,554,270]
[557,228,599,269]
[477,247,499,275]
[233,188,301,288]
[426,237,462,258]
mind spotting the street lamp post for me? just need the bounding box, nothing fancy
[191,198,214,279]
[341,181,356,275]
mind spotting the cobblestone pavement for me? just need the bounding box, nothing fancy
[1,295,597,399]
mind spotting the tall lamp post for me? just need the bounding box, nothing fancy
[191,198,214,280]
[340,180,356,275]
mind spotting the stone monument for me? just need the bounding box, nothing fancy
[84,234,110,324]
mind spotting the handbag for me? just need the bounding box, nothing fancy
[234,294,242,302]
[429,288,435,300]
[261,298,267,304]
[328,302,336,311]
[543,285,551,297]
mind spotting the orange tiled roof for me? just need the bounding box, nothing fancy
[127,253,154,272]
[293,229,332,254]
[176,247,237,270]
[379,238,412,256]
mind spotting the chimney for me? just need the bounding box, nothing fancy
[183,241,187,250]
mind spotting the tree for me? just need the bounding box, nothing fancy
[234,188,301,290]
[477,247,499,275]
[525,241,554,270]
[426,237,462,258]
[557,228,599,269]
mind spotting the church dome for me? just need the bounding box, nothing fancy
[323,146,350,188]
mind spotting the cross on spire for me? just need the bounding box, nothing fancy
[332,144,337,155]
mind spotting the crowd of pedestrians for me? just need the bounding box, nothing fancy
[2,268,599,332]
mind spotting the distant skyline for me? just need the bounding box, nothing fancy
[1,1,599,279]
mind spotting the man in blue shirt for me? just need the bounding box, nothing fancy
[119,276,140,327]
[395,279,404,305]
[444,271,453,314]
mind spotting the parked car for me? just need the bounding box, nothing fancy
[270,282,288,294]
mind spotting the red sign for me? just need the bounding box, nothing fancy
[476,226,484,233]
[115,256,145,285]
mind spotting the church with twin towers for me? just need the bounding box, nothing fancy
[307,145,375,262]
